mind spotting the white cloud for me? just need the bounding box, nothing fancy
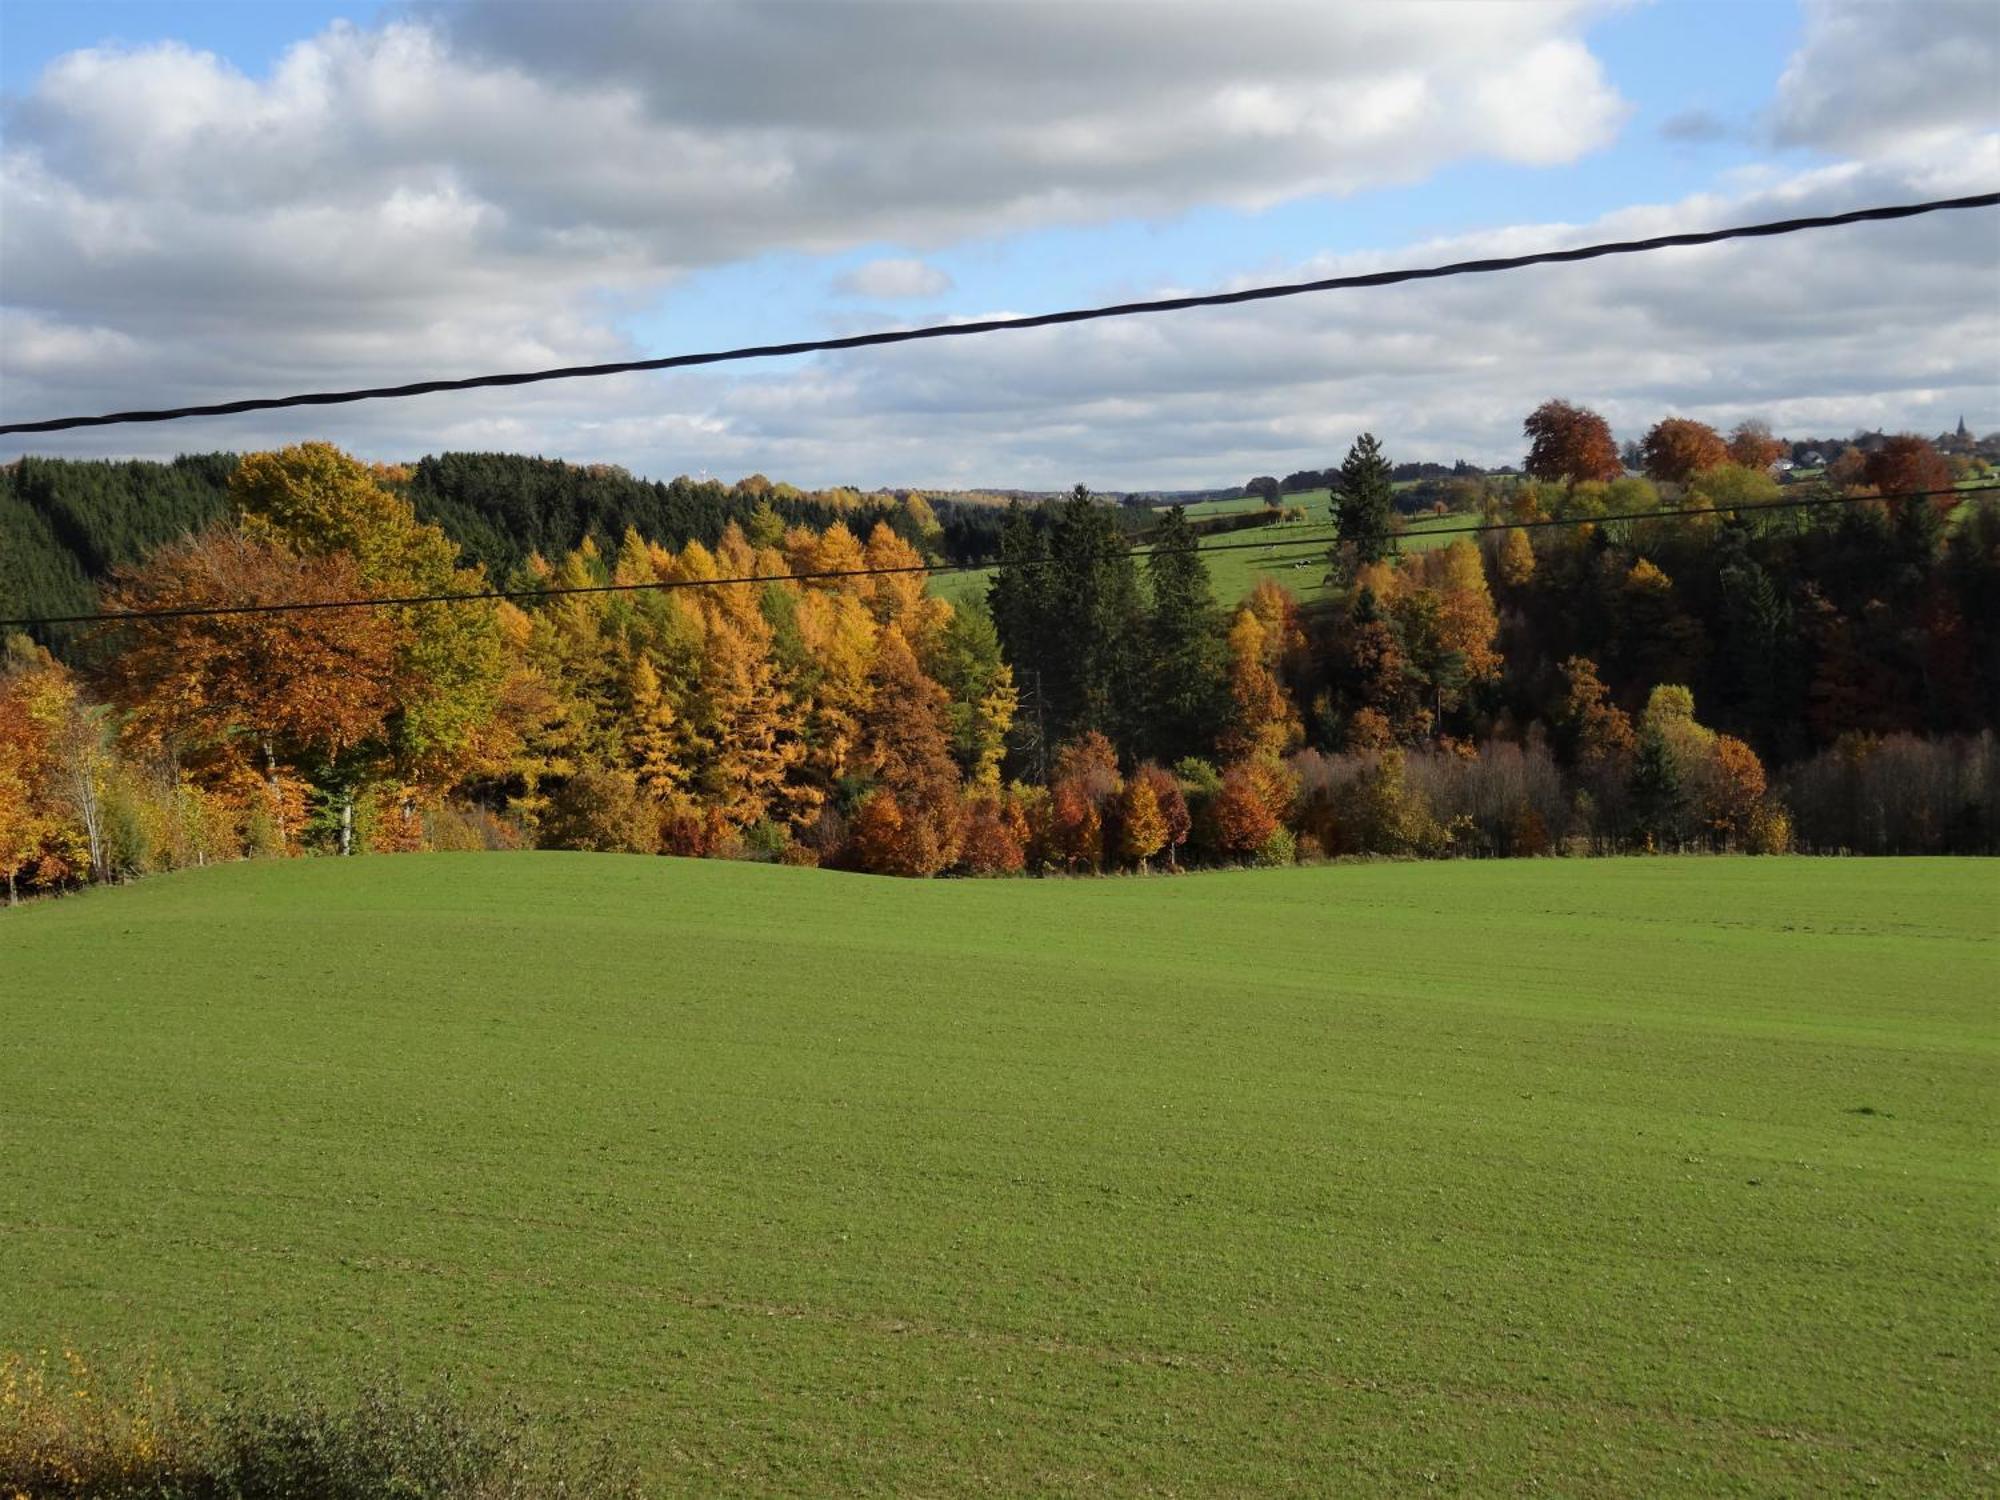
[1773,0,2000,156]
[0,1,1633,471]
[0,2,1993,489]
[8,151,1993,489]
[833,258,954,300]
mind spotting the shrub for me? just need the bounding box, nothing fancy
[738,818,791,863]
[423,802,522,853]
[0,1349,641,1500]
[1207,765,1280,859]
[539,769,654,854]
[1747,799,1792,855]
[1253,827,1297,867]
[853,789,947,877]
[957,795,1027,875]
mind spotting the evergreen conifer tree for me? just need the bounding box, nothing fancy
[1143,506,1228,763]
[1334,433,1396,575]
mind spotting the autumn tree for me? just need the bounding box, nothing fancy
[1639,418,1730,486]
[790,582,876,791]
[0,649,94,900]
[1706,734,1768,847]
[927,603,1017,790]
[898,492,945,558]
[1727,420,1787,471]
[1220,606,1301,759]
[231,443,503,787]
[1131,761,1191,870]
[1403,540,1501,685]
[1046,777,1103,872]
[855,627,962,874]
[862,521,943,648]
[668,535,812,831]
[0,721,31,901]
[1208,763,1280,860]
[97,532,409,854]
[1117,774,1168,871]
[1554,655,1636,846]
[1493,522,1537,587]
[1046,730,1122,872]
[1860,435,1954,512]
[1332,585,1424,743]
[957,793,1028,875]
[623,655,690,799]
[1523,400,1621,484]
[539,767,654,853]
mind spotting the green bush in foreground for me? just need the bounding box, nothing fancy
[0,1350,637,1500]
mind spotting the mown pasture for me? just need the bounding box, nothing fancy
[929,498,1474,612]
[2,854,1994,1495]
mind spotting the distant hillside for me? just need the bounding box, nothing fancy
[1,454,239,643]
[1,454,1292,650]
[0,451,910,647]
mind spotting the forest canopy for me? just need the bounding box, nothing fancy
[3,407,1997,899]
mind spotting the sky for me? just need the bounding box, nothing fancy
[1,0,1996,490]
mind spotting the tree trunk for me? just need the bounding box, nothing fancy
[262,738,287,852]
[339,789,355,857]
[73,766,106,884]
[6,869,15,907]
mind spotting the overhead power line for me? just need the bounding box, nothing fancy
[3,485,1986,632]
[2,192,1994,437]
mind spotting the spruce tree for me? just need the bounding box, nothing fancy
[987,504,1054,777]
[1046,485,1144,749]
[1334,432,1396,574]
[1143,506,1228,762]
[1629,728,1686,851]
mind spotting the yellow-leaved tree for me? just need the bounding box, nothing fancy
[231,443,504,799]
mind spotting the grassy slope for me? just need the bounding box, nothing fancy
[929,500,1471,613]
[2,855,1995,1496]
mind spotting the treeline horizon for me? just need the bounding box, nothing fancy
[1,451,1311,650]
[3,401,1998,899]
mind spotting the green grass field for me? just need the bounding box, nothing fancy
[3,855,1995,1495]
[930,500,1474,612]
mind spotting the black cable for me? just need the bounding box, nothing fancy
[2,192,1993,436]
[4,485,1983,631]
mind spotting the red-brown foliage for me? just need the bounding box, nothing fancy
[1639,418,1729,485]
[1523,399,1621,484]
[1861,435,1954,513]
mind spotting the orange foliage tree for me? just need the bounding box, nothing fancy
[1639,418,1730,485]
[0,650,93,900]
[1727,420,1786,470]
[1860,436,1954,513]
[1220,606,1301,759]
[1523,399,1621,484]
[1132,762,1191,870]
[1208,762,1280,860]
[957,793,1028,875]
[1116,775,1167,871]
[1706,733,1768,847]
[854,627,962,874]
[97,532,409,853]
